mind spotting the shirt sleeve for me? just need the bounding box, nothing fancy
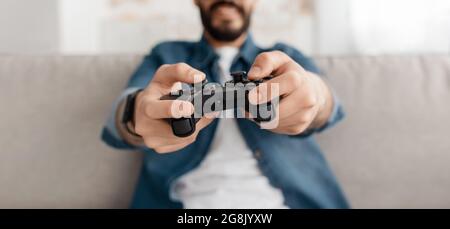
[101,49,162,150]
[275,43,345,137]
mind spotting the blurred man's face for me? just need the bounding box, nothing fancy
[194,0,257,42]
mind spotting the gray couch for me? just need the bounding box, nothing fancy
[0,55,449,208]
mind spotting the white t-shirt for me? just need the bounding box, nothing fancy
[172,47,287,209]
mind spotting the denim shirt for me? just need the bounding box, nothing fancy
[101,35,349,209]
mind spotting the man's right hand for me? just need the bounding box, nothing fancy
[132,63,216,153]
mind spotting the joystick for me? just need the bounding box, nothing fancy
[160,71,277,137]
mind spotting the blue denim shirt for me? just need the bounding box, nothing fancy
[101,35,349,209]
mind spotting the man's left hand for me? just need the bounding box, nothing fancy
[247,51,334,135]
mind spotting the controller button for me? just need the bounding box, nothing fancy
[171,90,183,96]
[231,71,247,82]
[171,118,195,137]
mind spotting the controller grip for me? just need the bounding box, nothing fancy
[170,116,201,137]
[160,91,199,137]
[250,102,276,123]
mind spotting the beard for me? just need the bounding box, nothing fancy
[199,1,252,42]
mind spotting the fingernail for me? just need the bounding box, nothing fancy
[193,73,205,83]
[248,66,261,78]
[178,101,194,117]
[249,89,259,105]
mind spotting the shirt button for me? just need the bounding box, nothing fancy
[254,149,262,160]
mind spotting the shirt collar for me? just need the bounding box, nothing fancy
[237,34,260,66]
[192,33,260,69]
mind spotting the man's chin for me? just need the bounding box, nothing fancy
[201,10,250,42]
[208,30,244,42]
[216,27,242,36]
[212,20,241,30]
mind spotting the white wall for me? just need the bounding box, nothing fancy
[0,0,59,54]
[315,0,450,55]
[59,0,108,54]
[314,0,355,55]
[99,0,316,54]
[349,0,450,54]
[99,0,202,54]
[0,0,448,55]
[252,0,314,53]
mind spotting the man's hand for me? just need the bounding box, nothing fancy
[130,63,215,153]
[247,51,334,135]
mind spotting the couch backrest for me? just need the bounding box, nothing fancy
[0,55,449,208]
[0,56,143,208]
[315,55,450,208]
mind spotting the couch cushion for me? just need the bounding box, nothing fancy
[0,55,143,208]
[315,55,450,208]
[0,55,449,208]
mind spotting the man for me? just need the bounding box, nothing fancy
[102,0,349,209]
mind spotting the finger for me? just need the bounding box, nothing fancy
[309,72,328,108]
[247,51,293,79]
[277,88,318,120]
[271,122,311,135]
[196,115,217,130]
[295,77,320,109]
[154,116,216,153]
[277,94,302,120]
[135,119,176,138]
[271,108,317,135]
[154,141,193,154]
[278,107,318,128]
[248,71,303,105]
[144,98,194,119]
[143,135,186,149]
[153,63,206,87]
[145,127,199,147]
[170,82,183,93]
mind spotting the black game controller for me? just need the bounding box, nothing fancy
[160,71,276,137]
